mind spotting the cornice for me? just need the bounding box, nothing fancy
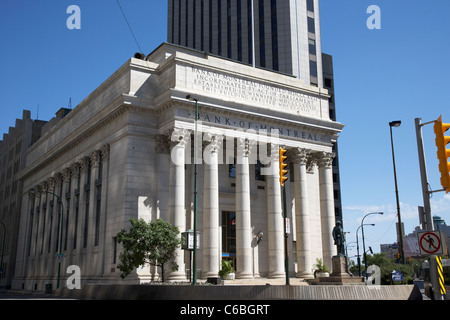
[18,95,130,182]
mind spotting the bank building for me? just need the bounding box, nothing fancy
[11,0,344,289]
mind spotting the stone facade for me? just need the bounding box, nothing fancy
[12,43,344,290]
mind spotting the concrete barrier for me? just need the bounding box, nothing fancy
[53,283,422,300]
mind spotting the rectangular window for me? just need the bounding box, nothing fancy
[308,39,316,56]
[310,60,318,78]
[307,0,314,12]
[307,17,315,34]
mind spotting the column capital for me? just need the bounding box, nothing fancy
[316,152,335,168]
[90,150,101,168]
[236,137,255,158]
[62,167,72,183]
[100,144,110,160]
[203,133,223,154]
[40,180,49,193]
[78,156,90,172]
[292,148,312,165]
[169,128,190,149]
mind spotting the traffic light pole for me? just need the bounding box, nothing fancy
[415,118,443,300]
[282,184,289,286]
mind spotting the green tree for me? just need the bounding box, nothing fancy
[116,218,181,282]
[354,253,425,285]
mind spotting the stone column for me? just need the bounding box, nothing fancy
[318,152,336,269]
[235,138,253,279]
[98,144,110,276]
[167,128,190,280]
[266,144,284,278]
[29,186,41,257]
[37,181,48,256]
[293,148,314,279]
[202,134,223,278]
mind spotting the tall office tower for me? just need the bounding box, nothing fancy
[168,0,343,223]
[168,0,324,87]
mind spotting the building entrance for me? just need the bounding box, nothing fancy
[222,211,236,270]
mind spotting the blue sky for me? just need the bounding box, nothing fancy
[1,1,450,260]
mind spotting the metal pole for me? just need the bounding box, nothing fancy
[282,185,289,285]
[389,124,405,264]
[251,0,255,68]
[356,226,361,276]
[415,118,442,300]
[192,98,198,285]
[361,212,382,279]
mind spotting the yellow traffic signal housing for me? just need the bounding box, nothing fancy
[279,147,288,186]
[434,115,450,193]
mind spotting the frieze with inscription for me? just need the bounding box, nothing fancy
[189,66,327,118]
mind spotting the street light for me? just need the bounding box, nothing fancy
[186,94,199,285]
[356,223,374,276]
[361,212,383,279]
[389,120,405,264]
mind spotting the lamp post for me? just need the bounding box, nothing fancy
[389,120,405,264]
[356,223,374,276]
[186,95,199,285]
[361,212,383,279]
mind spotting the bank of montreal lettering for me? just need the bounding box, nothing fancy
[179,109,328,143]
[190,67,322,117]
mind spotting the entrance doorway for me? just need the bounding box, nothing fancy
[222,211,236,270]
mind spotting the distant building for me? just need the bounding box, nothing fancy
[0,110,47,288]
[381,216,450,259]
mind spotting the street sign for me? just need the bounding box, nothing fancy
[417,231,444,255]
[392,270,403,282]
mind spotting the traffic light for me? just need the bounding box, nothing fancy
[279,147,288,186]
[433,115,450,193]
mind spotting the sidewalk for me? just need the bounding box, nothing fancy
[221,277,309,286]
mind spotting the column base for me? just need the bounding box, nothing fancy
[236,272,254,280]
[268,271,286,279]
[296,271,315,279]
